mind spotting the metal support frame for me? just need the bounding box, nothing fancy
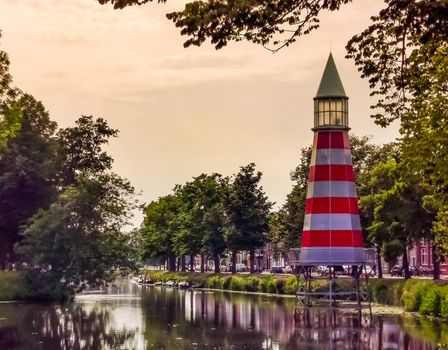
[294,265,372,311]
[290,248,376,312]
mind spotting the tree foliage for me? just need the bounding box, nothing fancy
[141,194,184,271]
[57,116,118,186]
[97,0,351,51]
[177,174,229,272]
[17,174,138,289]
[225,163,272,273]
[346,0,448,126]
[0,95,58,269]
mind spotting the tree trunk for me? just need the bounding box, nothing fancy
[376,245,383,279]
[432,243,441,280]
[0,247,5,270]
[200,254,205,273]
[190,254,195,272]
[214,255,220,274]
[249,249,255,274]
[181,256,186,272]
[231,250,237,274]
[402,247,411,279]
[168,254,177,271]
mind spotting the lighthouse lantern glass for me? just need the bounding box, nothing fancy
[314,98,348,128]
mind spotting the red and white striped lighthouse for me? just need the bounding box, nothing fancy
[299,53,365,265]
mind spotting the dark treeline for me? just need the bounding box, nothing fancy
[0,31,138,298]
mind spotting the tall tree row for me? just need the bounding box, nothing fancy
[140,165,272,274]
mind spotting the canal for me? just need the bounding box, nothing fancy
[0,280,447,349]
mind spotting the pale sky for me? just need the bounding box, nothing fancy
[0,0,399,225]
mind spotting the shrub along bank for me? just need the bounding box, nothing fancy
[143,271,448,319]
[0,271,73,302]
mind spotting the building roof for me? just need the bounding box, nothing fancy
[315,53,347,98]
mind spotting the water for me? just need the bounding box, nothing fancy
[0,281,446,349]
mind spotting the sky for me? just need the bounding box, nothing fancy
[0,0,399,225]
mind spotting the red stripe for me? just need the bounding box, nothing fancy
[305,197,359,214]
[309,165,355,182]
[315,131,350,149]
[301,230,364,247]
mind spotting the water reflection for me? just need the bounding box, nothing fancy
[0,283,444,349]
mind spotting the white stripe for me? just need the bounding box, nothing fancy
[306,181,357,198]
[311,148,353,165]
[298,247,366,265]
[303,214,361,231]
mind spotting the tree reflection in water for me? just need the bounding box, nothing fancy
[0,303,136,350]
[0,284,442,349]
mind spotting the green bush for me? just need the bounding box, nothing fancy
[402,280,432,311]
[205,275,224,289]
[275,279,285,294]
[419,285,441,316]
[246,277,260,292]
[222,276,232,289]
[229,276,245,291]
[439,287,448,319]
[284,276,298,295]
[372,281,389,304]
[0,271,29,301]
[259,276,277,294]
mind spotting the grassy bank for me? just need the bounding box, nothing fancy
[0,271,72,302]
[142,271,448,319]
[0,271,28,301]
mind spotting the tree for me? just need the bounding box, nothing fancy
[56,115,118,186]
[17,173,138,293]
[0,94,58,269]
[346,1,448,126]
[399,42,448,267]
[97,0,351,52]
[0,31,21,157]
[225,163,272,274]
[365,159,434,279]
[269,146,310,260]
[141,194,184,271]
[0,101,22,157]
[176,174,229,273]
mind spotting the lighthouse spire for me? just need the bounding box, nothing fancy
[315,53,347,98]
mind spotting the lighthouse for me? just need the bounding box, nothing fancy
[298,53,365,266]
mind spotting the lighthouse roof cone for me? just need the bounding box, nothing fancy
[298,53,366,265]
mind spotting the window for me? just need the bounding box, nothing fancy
[314,97,348,128]
[421,247,427,265]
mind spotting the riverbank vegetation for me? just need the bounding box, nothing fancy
[141,271,448,319]
[0,271,73,302]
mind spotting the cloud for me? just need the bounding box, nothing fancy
[152,52,256,69]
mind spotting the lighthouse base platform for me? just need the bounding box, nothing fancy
[289,248,376,310]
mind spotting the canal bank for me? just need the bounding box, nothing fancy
[3,269,448,319]
[0,271,72,302]
[142,271,448,319]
